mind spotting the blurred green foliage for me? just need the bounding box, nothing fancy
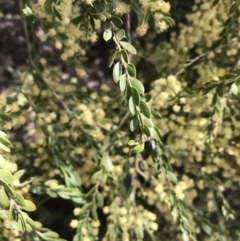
[0,0,240,240]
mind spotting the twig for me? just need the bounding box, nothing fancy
[175,40,239,78]
[175,51,210,77]
[125,13,131,44]
[106,112,130,152]
[18,0,33,65]
[136,154,148,180]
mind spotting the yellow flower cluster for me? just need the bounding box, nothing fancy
[139,0,170,13]
[137,0,171,34]
[103,204,159,241]
[30,0,101,66]
[115,2,131,15]
[150,75,182,109]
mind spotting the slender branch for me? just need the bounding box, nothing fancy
[175,51,210,77]
[136,154,148,180]
[18,0,33,65]
[175,40,239,78]
[85,169,103,220]
[125,13,131,44]
[106,112,130,152]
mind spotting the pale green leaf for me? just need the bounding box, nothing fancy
[120,41,137,54]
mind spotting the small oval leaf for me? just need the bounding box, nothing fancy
[120,41,137,54]
[131,78,144,95]
[109,50,117,67]
[14,191,25,206]
[116,29,126,40]
[22,200,37,212]
[130,117,139,132]
[0,170,14,185]
[0,187,10,208]
[140,101,151,118]
[128,140,138,146]
[121,49,129,64]
[132,144,145,153]
[111,16,123,26]
[140,114,153,127]
[129,97,136,115]
[127,64,136,77]
[103,30,112,42]
[131,87,140,106]
[143,125,151,137]
[119,74,127,92]
[113,62,122,83]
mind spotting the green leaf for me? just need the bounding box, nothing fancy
[113,62,122,83]
[143,125,151,137]
[132,87,140,106]
[26,223,33,232]
[102,10,111,19]
[106,2,114,13]
[131,1,145,23]
[103,30,112,42]
[150,127,161,141]
[69,172,81,186]
[58,191,71,199]
[22,200,36,212]
[91,202,98,220]
[103,20,111,30]
[71,15,84,25]
[89,15,95,29]
[0,187,10,208]
[116,29,126,40]
[202,223,212,235]
[131,78,144,95]
[44,231,60,238]
[25,216,37,228]
[71,197,85,204]
[91,170,101,182]
[119,74,127,92]
[0,179,15,198]
[139,101,151,118]
[163,17,175,27]
[80,203,90,215]
[37,232,59,241]
[171,207,179,222]
[13,170,26,180]
[140,114,153,127]
[101,152,112,172]
[127,63,136,77]
[14,191,25,206]
[111,16,123,26]
[130,117,139,132]
[121,49,129,64]
[53,8,61,20]
[167,171,178,184]
[120,41,137,55]
[0,131,7,138]
[43,0,54,10]
[151,109,162,119]
[96,191,104,207]
[109,50,117,67]
[128,140,138,146]
[73,234,80,241]
[0,136,12,152]
[128,97,136,115]
[0,170,14,184]
[132,144,145,153]
[125,85,132,101]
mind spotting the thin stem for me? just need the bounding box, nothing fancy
[18,0,33,65]
[125,13,131,44]
[106,112,130,152]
